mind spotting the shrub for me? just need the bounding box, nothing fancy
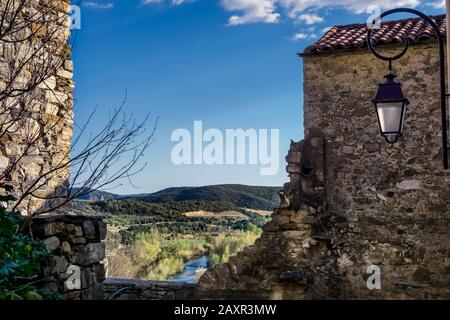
[105,222,263,280]
[164,238,206,260]
[0,203,52,300]
[146,256,184,281]
[207,226,261,267]
[130,230,162,265]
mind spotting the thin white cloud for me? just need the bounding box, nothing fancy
[219,0,421,26]
[82,2,114,9]
[298,13,324,25]
[428,0,445,9]
[172,0,191,4]
[141,0,425,26]
[221,0,280,25]
[290,32,317,41]
[280,0,421,16]
[142,0,194,5]
[322,26,332,33]
[291,33,308,40]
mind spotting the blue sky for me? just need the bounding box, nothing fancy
[71,0,445,194]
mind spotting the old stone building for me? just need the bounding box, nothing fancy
[1,2,448,300]
[199,14,450,299]
[0,0,74,214]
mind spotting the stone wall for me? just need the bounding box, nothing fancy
[198,43,450,299]
[30,215,106,300]
[103,279,197,300]
[198,139,339,299]
[103,279,279,300]
[301,43,450,299]
[0,0,74,215]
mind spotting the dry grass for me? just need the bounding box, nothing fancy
[183,210,249,219]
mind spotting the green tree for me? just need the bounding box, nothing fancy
[130,230,162,265]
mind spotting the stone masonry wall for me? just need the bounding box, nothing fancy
[198,139,339,299]
[103,278,281,300]
[103,279,197,300]
[0,0,74,215]
[198,43,450,299]
[30,215,106,300]
[301,43,450,299]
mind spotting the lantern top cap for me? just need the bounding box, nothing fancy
[384,73,397,81]
[373,73,409,104]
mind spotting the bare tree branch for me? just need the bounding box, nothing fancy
[0,1,157,228]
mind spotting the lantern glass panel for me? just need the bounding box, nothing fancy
[376,101,405,134]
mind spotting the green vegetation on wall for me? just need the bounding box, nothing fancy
[0,196,53,300]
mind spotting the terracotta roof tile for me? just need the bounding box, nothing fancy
[302,14,446,56]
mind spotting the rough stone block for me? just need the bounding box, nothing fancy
[286,164,301,174]
[282,230,309,240]
[272,215,290,225]
[57,69,72,79]
[72,243,105,266]
[70,236,86,244]
[364,143,380,153]
[43,236,60,251]
[64,60,73,71]
[81,284,104,300]
[396,180,422,190]
[81,267,94,290]
[61,241,71,253]
[97,221,107,240]
[74,226,83,237]
[44,222,65,236]
[341,146,353,154]
[82,220,96,240]
[65,291,81,300]
[286,152,302,164]
[0,156,10,171]
[93,263,106,282]
[49,256,70,276]
[413,267,431,282]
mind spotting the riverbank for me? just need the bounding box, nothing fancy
[105,224,263,281]
[169,256,209,284]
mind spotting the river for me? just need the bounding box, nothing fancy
[168,256,209,284]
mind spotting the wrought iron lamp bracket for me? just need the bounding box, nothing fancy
[367,8,449,169]
[368,31,409,73]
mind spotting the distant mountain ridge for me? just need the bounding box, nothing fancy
[75,190,124,201]
[76,184,281,211]
[126,184,280,211]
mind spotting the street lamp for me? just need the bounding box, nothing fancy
[373,72,409,144]
[367,8,449,169]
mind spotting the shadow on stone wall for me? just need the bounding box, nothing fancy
[31,215,106,300]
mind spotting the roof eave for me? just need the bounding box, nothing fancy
[298,38,444,58]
